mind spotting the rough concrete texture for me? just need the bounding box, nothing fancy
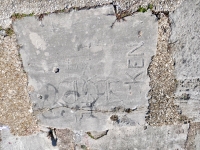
[13,6,157,131]
[185,122,200,150]
[115,0,184,12]
[0,0,183,27]
[170,0,200,122]
[1,128,58,150]
[146,13,187,126]
[0,35,38,136]
[56,128,75,150]
[169,0,200,149]
[1,124,189,150]
[1,0,200,149]
[76,124,189,150]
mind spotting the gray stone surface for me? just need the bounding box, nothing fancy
[2,0,198,149]
[0,0,111,28]
[170,0,200,122]
[1,128,58,150]
[77,124,189,150]
[13,6,157,132]
[0,0,183,27]
[185,122,200,149]
[1,124,189,150]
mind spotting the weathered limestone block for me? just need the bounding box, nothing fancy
[13,6,158,131]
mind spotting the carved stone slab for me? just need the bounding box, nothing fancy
[13,6,157,131]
